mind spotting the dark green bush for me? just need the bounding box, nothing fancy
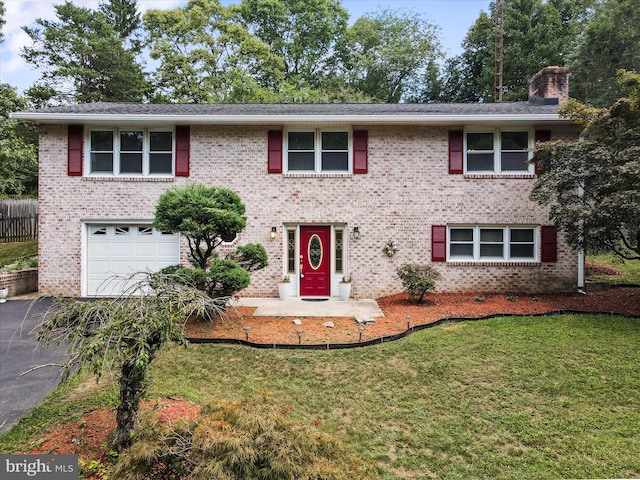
[206,259,251,297]
[110,398,376,480]
[396,263,442,303]
[228,243,268,273]
[158,265,207,289]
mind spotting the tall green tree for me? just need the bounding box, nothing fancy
[439,12,495,102]
[237,0,350,91]
[569,0,640,106]
[99,0,143,53]
[346,9,442,103]
[22,1,149,105]
[144,0,283,103]
[0,84,38,196]
[0,0,6,43]
[530,70,640,260]
[439,0,595,102]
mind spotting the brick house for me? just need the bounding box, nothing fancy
[13,67,582,299]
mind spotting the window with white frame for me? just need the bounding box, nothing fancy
[286,130,349,172]
[448,226,537,261]
[466,129,532,173]
[88,128,174,176]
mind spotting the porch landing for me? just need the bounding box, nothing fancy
[234,297,384,318]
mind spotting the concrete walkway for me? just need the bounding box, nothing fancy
[235,297,384,318]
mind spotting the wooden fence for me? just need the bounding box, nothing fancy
[0,199,38,242]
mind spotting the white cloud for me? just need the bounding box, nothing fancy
[1,0,59,89]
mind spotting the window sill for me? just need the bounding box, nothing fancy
[83,176,175,182]
[447,261,540,267]
[283,172,353,178]
[463,173,535,179]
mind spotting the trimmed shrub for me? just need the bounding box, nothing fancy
[396,263,441,303]
[206,259,251,297]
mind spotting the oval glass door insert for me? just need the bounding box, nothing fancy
[308,234,323,270]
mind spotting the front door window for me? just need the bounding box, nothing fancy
[308,235,323,269]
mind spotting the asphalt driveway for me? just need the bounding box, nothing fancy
[0,297,67,435]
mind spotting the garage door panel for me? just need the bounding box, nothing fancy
[111,244,134,256]
[86,224,180,297]
[133,245,158,257]
[111,260,134,272]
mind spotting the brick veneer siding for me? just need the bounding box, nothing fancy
[0,268,38,297]
[38,123,581,298]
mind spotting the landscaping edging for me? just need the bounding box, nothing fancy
[0,268,38,297]
[186,309,640,350]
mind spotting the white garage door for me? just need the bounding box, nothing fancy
[86,225,180,296]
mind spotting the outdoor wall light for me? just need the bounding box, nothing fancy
[270,226,277,240]
[353,226,360,240]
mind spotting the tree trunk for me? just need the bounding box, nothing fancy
[113,358,145,452]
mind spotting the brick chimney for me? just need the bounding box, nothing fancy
[528,66,570,105]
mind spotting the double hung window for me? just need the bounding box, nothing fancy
[89,129,174,176]
[449,226,537,261]
[466,129,532,173]
[286,130,349,173]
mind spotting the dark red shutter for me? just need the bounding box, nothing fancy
[432,225,447,262]
[67,125,83,176]
[534,130,551,174]
[353,130,368,174]
[448,130,463,174]
[541,225,557,262]
[175,126,190,177]
[268,130,283,173]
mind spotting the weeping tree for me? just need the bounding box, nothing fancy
[154,184,267,299]
[530,70,640,261]
[34,273,226,452]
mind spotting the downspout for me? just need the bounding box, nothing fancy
[578,249,585,293]
[577,184,586,293]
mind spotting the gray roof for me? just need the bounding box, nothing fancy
[29,101,561,116]
[12,101,568,126]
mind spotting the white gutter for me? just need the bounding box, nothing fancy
[11,112,565,125]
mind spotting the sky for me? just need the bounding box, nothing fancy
[0,0,492,94]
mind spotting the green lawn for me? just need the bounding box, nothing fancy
[587,252,640,284]
[0,239,38,269]
[2,313,639,479]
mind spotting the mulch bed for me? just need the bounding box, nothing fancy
[185,287,640,346]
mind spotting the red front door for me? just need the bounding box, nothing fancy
[299,226,331,297]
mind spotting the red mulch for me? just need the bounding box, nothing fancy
[27,398,200,479]
[185,287,640,346]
